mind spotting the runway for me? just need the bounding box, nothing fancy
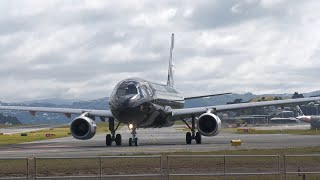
[1,124,320,157]
[0,124,68,135]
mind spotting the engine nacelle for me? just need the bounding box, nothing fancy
[197,113,221,136]
[70,115,96,140]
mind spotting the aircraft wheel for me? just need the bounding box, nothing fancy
[129,138,133,146]
[186,132,192,144]
[195,132,202,144]
[115,134,122,146]
[106,134,112,146]
[134,138,138,146]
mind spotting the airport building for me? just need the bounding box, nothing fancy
[222,115,270,125]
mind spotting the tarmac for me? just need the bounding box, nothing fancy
[0,124,68,135]
[1,124,320,157]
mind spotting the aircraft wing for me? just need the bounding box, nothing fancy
[171,96,320,118]
[0,106,114,118]
[184,92,232,100]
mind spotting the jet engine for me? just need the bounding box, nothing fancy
[197,112,221,136]
[70,115,96,140]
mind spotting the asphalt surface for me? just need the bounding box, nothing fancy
[1,124,320,157]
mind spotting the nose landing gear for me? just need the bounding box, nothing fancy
[105,118,139,147]
[128,124,138,146]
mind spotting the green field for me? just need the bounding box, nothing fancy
[165,146,320,156]
[236,128,320,135]
[0,122,109,145]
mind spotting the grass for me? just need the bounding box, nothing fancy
[236,128,320,135]
[164,146,320,156]
[249,96,278,102]
[163,147,320,180]
[0,122,109,145]
[176,123,320,135]
[177,126,320,135]
[176,125,238,133]
[2,147,320,179]
[0,127,71,145]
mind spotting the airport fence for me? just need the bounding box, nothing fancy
[1,154,320,179]
[0,157,29,180]
[167,154,281,179]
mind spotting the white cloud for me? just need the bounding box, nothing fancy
[259,0,288,8]
[131,8,177,27]
[183,7,193,17]
[0,0,320,102]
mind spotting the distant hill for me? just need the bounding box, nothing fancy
[185,92,257,107]
[71,97,109,109]
[0,90,319,124]
[0,113,22,125]
[303,90,320,97]
[0,98,109,124]
[20,98,81,105]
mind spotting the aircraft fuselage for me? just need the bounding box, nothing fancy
[109,78,185,128]
[297,115,320,128]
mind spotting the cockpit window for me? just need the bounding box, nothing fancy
[116,83,138,96]
[140,85,149,96]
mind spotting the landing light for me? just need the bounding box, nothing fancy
[129,124,133,130]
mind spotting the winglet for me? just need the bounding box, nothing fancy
[167,33,175,86]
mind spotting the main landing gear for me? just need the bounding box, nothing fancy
[182,115,202,144]
[128,124,138,146]
[105,118,122,146]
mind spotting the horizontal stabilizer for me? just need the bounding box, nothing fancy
[184,93,232,100]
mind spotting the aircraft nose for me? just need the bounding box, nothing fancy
[120,97,131,107]
[112,94,140,109]
[110,103,147,125]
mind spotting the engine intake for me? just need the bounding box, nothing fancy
[70,115,96,140]
[197,113,221,136]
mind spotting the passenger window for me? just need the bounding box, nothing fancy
[146,84,154,96]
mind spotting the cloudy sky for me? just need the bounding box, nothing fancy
[0,0,320,102]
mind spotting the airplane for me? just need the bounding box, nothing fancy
[1,33,320,146]
[296,105,320,129]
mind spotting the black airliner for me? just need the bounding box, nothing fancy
[1,34,320,146]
